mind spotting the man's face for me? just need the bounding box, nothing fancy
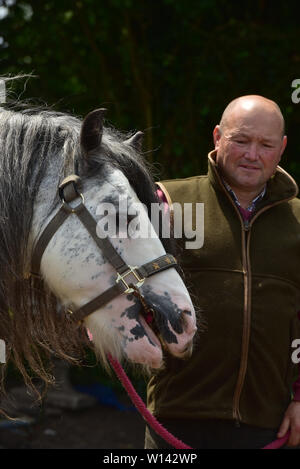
[213,107,287,193]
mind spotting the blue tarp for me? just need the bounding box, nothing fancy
[74,384,136,412]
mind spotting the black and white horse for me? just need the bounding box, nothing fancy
[0,100,197,395]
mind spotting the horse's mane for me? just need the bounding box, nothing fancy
[0,101,177,401]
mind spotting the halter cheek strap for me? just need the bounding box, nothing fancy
[31,175,177,323]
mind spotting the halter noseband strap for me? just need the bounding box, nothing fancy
[31,175,177,323]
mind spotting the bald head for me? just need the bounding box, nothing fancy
[213,94,288,203]
[219,95,285,137]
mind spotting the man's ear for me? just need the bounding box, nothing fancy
[213,125,222,149]
[280,135,287,158]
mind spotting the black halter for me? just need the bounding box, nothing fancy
[30,175,177,323]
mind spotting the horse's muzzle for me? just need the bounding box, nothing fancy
[176,339,194,359]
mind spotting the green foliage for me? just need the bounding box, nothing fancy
[1,1,300,180]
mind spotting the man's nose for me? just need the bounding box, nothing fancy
[244,142,259,161]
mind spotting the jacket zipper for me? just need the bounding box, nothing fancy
[232,221,251,423]
[209,168,254,424]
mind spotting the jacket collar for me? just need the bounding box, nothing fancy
[207,149,299,208]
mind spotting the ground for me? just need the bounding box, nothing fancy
[0,394,145,449]
[0,362,147,449]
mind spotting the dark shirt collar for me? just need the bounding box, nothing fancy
[222,179,266,216]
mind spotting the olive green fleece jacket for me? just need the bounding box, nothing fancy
[147,150,300,429]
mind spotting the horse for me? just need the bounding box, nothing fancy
[0,99,197,399]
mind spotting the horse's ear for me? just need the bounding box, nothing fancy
[124,131,144,151]
[80,108,107,156]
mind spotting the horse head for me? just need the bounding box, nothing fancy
[0,103,197,386]
[33,108,197,369]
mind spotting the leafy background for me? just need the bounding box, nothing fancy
[1,0,300,180]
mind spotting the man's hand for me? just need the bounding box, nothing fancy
[277,401,300,447]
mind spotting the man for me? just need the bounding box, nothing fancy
[146,95,300,449]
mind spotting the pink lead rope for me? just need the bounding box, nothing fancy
[107,354,191,449]
[107,354,290,450]
[262,432,290,449]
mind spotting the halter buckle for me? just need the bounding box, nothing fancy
[59,175,85,213]
[61,192,85,213]
[116,266,145,294]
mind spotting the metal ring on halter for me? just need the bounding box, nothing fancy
[61,192,85,213]
[116,265,145,294]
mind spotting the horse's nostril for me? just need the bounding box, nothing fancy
[181,309,196,332]
[182,309,192,317]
